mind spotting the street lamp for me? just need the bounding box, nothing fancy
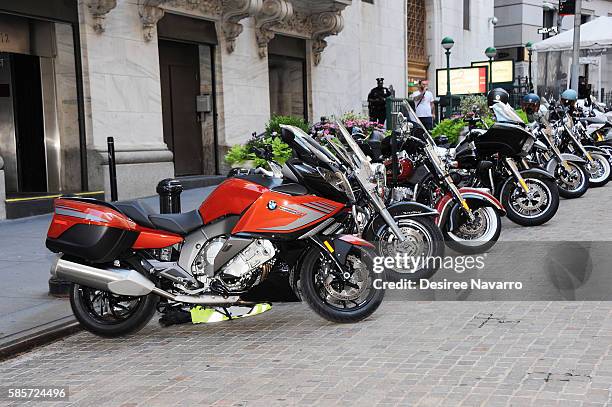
[485,46,497,92]
[526,41,534,92]
[441,36,454,118]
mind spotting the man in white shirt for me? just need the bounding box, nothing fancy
[410,81,435,130]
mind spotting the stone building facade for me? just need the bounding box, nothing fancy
[494,0,612,86]
[0,0,406,218]
[408,0,495,95]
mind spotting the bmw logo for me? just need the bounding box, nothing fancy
[267,200,277,210]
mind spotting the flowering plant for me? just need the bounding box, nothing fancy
[311,112,386,138]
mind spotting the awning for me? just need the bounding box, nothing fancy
[532,16,612,52]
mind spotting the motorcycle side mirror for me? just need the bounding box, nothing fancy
[249,146,266,158]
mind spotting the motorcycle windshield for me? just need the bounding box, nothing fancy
[336,121,374,178]
[492,102,525,124]
[399,100,437,145]
[280,124,339,167]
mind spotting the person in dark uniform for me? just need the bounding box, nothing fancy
[367,78,391,125]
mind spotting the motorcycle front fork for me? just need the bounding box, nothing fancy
[504,158,530,194]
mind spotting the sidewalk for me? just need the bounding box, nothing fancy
[0,187,215,355]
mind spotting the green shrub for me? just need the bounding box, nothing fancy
[265,115,310,137]
[431,119,467,145]
[459,95,490,118]
[269,136,292,164]
[432,108,523,145]
[225,115,308,168]
[515,108,528,123]
[225,144,253,166]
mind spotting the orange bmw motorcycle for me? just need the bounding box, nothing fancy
[46,126,386,337]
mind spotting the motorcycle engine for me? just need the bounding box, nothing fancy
[222,239,275,277]
[191,238,275,291]
[390,186,413,203]
[192,237,225,278]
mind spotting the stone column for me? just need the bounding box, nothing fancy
[79,0,173,201]
[217,17,272,171]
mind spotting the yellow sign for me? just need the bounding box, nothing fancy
[436,67,488,96]
[472,60,514,83]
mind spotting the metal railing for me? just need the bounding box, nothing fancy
[385,97,459,129]
[385,97,408,130]
[592,90,612,109]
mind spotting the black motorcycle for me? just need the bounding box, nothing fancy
[350,108,505,254]
[525,106,589,199]
[548,102,612,188]
[452,103,560,227]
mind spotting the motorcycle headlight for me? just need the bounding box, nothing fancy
[317,167,355,201]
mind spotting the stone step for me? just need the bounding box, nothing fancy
[5,191,105,219]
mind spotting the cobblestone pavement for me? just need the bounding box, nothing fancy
[2,186,612,406]
[1,301,612,407]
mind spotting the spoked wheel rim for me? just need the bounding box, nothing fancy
[377,219,435,275]
[556,162,586,192]
[598,146,612,165]
[446,207,497,245]
[312,251,375,311]
[379,219,435,258]
[78,286,144,325]
[585,156,610,183]
[508,178,552,219]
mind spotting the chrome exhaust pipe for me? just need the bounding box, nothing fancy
[52,256,155,296]
[51,256,240,305]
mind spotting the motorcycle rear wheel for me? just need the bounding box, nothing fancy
[300,246,384,323]
[70,284,158,337]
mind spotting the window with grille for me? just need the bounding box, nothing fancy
[407,0,427,66]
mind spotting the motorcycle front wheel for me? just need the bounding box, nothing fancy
[585,153,611,188]
[555,161,589,199]
[443,206,501,254]
[70,284,158,337]
[300,246,384,323]
[375,217,445,281]
[597,144,612,166]
[501,176,559,226]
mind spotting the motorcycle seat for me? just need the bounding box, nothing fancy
[114,200,156,229]
[272,183,308,196]
[115,200,204,235]
[148,211,204,235]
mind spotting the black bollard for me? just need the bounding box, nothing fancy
[107,137,118,202]
[157,179,183,214]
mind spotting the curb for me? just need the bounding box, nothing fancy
[0,316,81,361]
